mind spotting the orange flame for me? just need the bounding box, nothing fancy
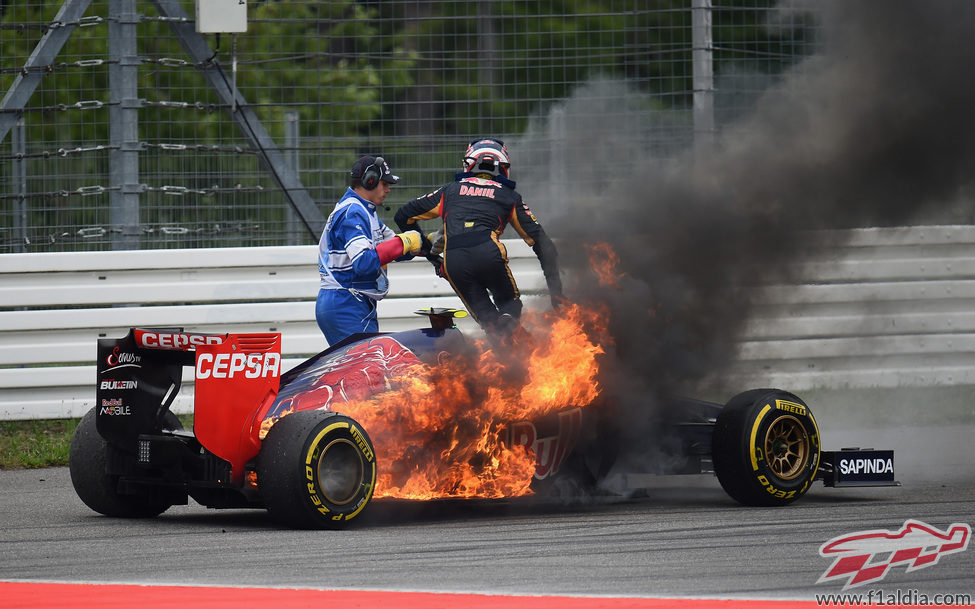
[334,303,609,500]
[259,406,290,439]
[586,242,622,289]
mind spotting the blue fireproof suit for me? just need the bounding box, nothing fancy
[316,188,396,345]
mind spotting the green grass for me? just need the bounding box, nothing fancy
[0,415,194,469]
[0,418,80,469]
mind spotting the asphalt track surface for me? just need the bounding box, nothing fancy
[2,426,973,609]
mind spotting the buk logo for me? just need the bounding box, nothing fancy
[818,519,970,589]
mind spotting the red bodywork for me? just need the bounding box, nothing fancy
[132,329,282,484]
[193,334,282,483]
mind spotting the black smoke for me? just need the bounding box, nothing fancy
[514,1,975,447]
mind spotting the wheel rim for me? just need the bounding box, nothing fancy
[316,438,365,506]
[763,415,809,480]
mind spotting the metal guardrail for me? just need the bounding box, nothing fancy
[714,225,975,391]
[0,240,541,420]
[3,226,975,420]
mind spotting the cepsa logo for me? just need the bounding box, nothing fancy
[196,352,281,379]
[137,331,223,350]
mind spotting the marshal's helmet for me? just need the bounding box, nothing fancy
[462,138,511,178]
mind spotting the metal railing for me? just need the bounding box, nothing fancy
[5,226,975,420]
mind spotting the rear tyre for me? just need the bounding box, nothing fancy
[69,407,174,518]
[257,411,377,529]
[712,389,820,506]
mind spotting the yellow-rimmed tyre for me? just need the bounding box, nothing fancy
[712,389,820,507]
[257,411,377,529]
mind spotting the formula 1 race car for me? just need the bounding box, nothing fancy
[69,309,898,529]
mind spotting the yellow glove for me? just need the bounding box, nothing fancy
[398,230,422,254]
[377,230,422,264]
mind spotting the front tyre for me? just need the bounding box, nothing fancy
[257,411,377,529]
[712,389,820,506]
[69,407,175,518]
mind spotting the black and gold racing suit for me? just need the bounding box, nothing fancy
[394,173,563,329]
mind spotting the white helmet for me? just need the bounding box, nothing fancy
[462,138,510,178]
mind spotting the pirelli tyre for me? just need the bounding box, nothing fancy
[257,411,377,529]
[712,389,821,507]
[69,407,180,518]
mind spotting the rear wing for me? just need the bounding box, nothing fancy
[96,328,282,483]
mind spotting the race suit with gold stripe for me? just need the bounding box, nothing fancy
[394,173,563,329]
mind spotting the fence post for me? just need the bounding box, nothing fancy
[692,0,715,152]
[12,118,27,253]
[109,0,142,250]
[285,111,302,245]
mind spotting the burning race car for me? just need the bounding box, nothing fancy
[70,308,897,529]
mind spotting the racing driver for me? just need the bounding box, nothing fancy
[394,138,564,334]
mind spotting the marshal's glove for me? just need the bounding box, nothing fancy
[398,230,422,254]
[377,230,422,265]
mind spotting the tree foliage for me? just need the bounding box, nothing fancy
[0,0,810,145]
[1,0,814,250]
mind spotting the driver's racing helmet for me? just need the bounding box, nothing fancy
[462,138,511,178]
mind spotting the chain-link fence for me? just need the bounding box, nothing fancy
[1,0,820,253]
